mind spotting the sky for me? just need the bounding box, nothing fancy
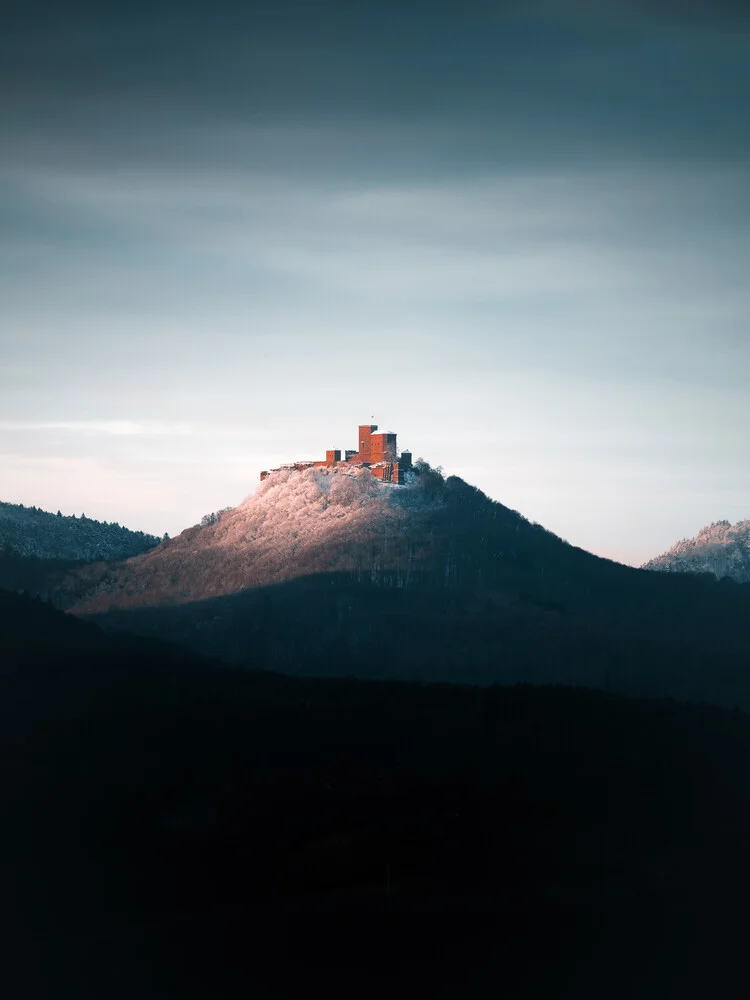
[1,0,749,565]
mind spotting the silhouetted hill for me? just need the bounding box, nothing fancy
[0,547,88,600]
[3,589,750,998]
[88,566,750,707]
[644,519,750,583]
[58,466,750,708]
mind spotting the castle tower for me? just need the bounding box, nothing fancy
[370,431,397,463]
[357,424,377,463]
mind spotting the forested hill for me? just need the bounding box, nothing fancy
[0,500,160,561]
[644,519,750,583]
[63,464,750,709]
[67,463,624,613]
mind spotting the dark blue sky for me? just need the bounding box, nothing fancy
[2,1,748,562]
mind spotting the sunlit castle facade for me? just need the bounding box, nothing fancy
[260,423,412,485]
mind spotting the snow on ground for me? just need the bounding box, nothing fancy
[73,466,445,609]
[0,500,158,561]
[643,519,750,583]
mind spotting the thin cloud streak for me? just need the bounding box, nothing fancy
[0,421,194,436]
[0,421,276,444]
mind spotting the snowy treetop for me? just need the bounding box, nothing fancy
[71,464,458,610]
[0,500,159,562]
[643,519,750,583]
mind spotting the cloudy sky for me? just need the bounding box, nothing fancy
[2,0,748,564]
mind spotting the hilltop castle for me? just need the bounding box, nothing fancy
[260,423,412,485]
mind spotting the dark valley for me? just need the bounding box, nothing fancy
[4,589,750,998]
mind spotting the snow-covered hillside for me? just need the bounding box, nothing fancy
[71,465,456,610]
[643,520,750,583]
[0,501,160,562]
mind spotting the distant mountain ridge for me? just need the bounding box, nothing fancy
[643,519,750,584]
[0,500,160,562]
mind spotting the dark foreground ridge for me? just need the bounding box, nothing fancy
[4,589,750,998]
[89,565,750,709]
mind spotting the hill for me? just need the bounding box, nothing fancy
[0,500,161,599]
[0,500,160,561]
[67,463,470,610]
[59,465,750,708]
[3,588,750,998]
[643,519,750,583]
[63,462,676,616]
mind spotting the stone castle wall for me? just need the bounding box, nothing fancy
[260,424,412,485]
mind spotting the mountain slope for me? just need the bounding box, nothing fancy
[643,519,750,583]
[0,500,159,561]
[61,465,750,708]
[67,464,631,613]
